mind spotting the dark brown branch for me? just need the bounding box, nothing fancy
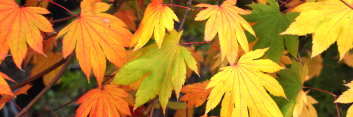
[11,58,67,90]
[52,95,80,112]
[178,0,193,31]
[15,54,74,117]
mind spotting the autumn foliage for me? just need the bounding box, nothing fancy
[0,0,353,117]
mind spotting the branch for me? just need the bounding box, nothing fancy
[15,54,74,117]
[178,0,193,31]
[51,16,76,24]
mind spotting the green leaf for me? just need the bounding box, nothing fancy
[243,0,299,62]
[274,62,303,117]
[113,30,198,113]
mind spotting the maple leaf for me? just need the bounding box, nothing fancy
[29,36,63,85]
[131,0,179,50]
[114,10,137,31]
[75,84,131,117]
[302,55,323,79]
[205,48,285,117]
[57,0,133,87]
[0,84,32,109]
[281,0,353,59]
[0,73,15,96]
[243,0,299,62]
[114,30,198,112]
[180,81,211,107]
[0,0,54,69]
[195,0,255,65]
[275,62,318,117]
[343,52,353,67]
[335,81,353,117]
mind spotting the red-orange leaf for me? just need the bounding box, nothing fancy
[57,0,133,87]
[0,0,54,69]
[75,85,131,117]
[180,81,211,107]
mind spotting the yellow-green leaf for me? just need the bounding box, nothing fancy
[114,30,198,112]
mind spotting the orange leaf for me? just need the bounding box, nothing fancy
[75,85,131,117]
[180,81,211,107]
[0,84,32,109]
[114,10,137,31]
[195,0,255,65]
[57,0,133,87]
[131,0,179,50]
[0,73,15,96]
[0,0,54,69]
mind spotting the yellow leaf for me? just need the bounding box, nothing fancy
[205,48,285,117]
[131,0,179,50]
[195,0,255,65]
[302,55,323,79]
[335,81,353,117]
[57,0,133,87]
[75,85,131,117]
[281,0,353,59]
[293,90,318,117]
[0,0,54,69]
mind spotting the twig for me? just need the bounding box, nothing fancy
[15,54,74,117]
[51,16,76,23]
[52,95,80,112]
[149,98,157,117]
[11,58,67,90]
[304,87,341,117]
[178,0,193,31]
[180,41,208,45]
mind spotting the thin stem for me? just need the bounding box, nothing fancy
[51,15,76,23]
[180,41,208,45]
[304,87,341,117]
[279,0,292,7]
[149,98,157,117]
[52,95,80,112]
[163,4,191,10]
[11,58,66,90]
[15,54,74,117]
[43,0,79,17]
[340,0,353,10]
[178,0,193,31]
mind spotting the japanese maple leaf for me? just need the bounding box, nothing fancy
[57,0,133,87]
[131,0,179,50]
[205,48,286,117]
[281,0,353,59]
[243,0,299,62]
[275,62,318,117]
[335,81,353,117]
[0,84,32,109]
[114,30,198,112]
[75,84,131,117]
[0,73,15,96]
[195,0,255,65]
[180,81,211,107]
[0,0,54,69]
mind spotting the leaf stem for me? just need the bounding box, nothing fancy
[43,0,79,17]
[177,0,193,31]
[15,54,74,117]
[340,0,353,10]
[180,41,209,45]
[163,4,192,10]
[304,86,341,117]
[51,15,76,23]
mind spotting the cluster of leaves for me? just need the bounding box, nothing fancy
[0,0,353,116]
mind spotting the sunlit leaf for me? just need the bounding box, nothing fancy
[180,81,211,107]
[57,0,133,87]
[335,81,353,117]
